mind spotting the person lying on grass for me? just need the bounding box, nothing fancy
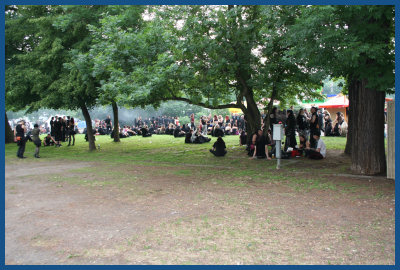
[210,136,227,157]
[304,131,326,160]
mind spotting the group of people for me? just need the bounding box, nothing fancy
[13,108,333,160]
[49,116,76,147]
[92,113,247,140]
[240,106,331,160]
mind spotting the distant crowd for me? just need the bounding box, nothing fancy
[12,107,348,160]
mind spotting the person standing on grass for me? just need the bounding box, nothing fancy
[14,120,27,159]
[54,117,63,147]
[309,107,319,148]
[31,124,41,158]
[284,110,297,151]
[210,136,227,156]
[305,131,326,160]
[67,117,76,146]
[105,115,112,134]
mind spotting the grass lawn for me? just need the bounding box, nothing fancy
[5,134,394,265]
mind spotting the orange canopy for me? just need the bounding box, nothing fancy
[319,94,349,109]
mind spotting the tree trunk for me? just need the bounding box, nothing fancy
[344,77,354,155]
[5,112,14,144]
[244,91,261,145]
[263,84,277,136]
[81,104,96,151]
[350,78,386,175]
[111,101,120,142]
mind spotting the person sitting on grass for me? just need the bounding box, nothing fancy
[212,124,224,137]
[141,125,152,137]
[305,131,326,160]
[173,125,186,137]
[210,136,227,157]
[297,134,307,156]
[185,129,193,143]
[43,133,56,146]
[191,128,211,144]
[250,129,272,160]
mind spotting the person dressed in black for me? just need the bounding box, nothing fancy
[54,117,63,147]
[250,129,271,160]
[309,107,319,148]
[239,130,247,146]
[173,125,186,137]
[324,113,333,136]
[68,117,76,146]
[43,134,56,146]
[212,124,224,137]
[61,116,67,142]
[210,136,227,157]
[284,110,297,151]
[14,120,27,158]
[296,108,309,139]
[317,109,325,135]
[269,107,278,132]
[141,125,152,137]
[105,115,112,134]
[50,117,55,138]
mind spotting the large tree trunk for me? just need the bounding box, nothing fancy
[5,112,14,144]
[350,78,386,175]
[81,104,96,151]
[344,77,354,155]
[263,84,277,136]
[244,91,261,145]
[111,101,120,142]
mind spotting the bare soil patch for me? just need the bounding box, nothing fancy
[5,154,395,265]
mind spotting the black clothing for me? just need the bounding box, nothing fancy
[61,120,67,141]
[185,132,192,143]
[285,116,297,151]
[240,131,247,145]
[255,135,268,158]
[15,124,26,158]
[296,114,309,131]
[309,112,319,148]
[105,118,112,134]
[54,120,62,141]
[325,119,333,136]
[50,120,55,136]
[15,124,24,138]
[269,114,278,131]
[318,113,324,131]
[174,128,185,137]
[210,140,227,156]
[213,128,224,137]
[141,128,152,137]
[44,136,54,146]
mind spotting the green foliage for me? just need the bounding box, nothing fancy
[286,5,395,93]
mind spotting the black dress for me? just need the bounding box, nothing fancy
[255,135,267,158]
[54,120,62,141]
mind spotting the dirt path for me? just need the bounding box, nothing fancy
[5,158,395,265]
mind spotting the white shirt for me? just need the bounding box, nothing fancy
[317,138,326,158]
